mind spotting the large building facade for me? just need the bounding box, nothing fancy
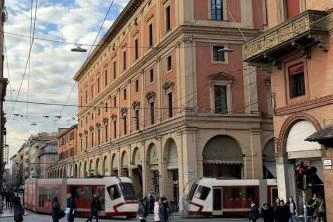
[244,0,333,220]
[50,0,274,203]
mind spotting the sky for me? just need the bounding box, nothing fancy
[4,0,130,161]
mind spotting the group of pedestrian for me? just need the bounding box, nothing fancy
[1,189,16,210]
[248,197,298,222]
[51,193,77,222]
[138,195,171,222]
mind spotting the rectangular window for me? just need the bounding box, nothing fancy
[105,124,108,142]
[97,78,100,93]
[150,102,155,125]
[135,39,139,60]
[104,70,108,86]
[166,6,171,31]
[289,63,305,98]
[167,55,172,71]
[107,185,121,200]
[123,88,127,100]
[105,102,108,112]
[149,24,153,47]
[135,80,139,92]
[211,0,223,20]
[168,92,173,118]
[97,129,101,146]
[113,61,117,79]
[135,109,139,130]
[214,85,228,113]
[91,85,94,98]
[113,120,117,138]
[123,51,127,70]
[213,46,225,62]
[113,97,117,107]
[150,69,154,82]
[80,96,82,106]
[85,90,88,104]
[123,117,127,135]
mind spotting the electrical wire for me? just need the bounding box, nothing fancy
[10,0,38,115]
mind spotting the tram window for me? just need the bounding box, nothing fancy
[119,183,136,200]
[194,186,211,200]
[245,187,256,199]
[187,183,198,201]
[107,185,121,200]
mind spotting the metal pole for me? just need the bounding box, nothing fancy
[303,174,308,222]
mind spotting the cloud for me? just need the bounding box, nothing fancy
[5,0,130,159]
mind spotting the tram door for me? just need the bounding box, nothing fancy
[212,187,223,216]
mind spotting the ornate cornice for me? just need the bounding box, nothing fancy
[146,91,156,100]
[132,101,140,109]
[162,81,174,91]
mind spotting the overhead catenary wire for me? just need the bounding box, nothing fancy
[10,0,38,115]
[57,0,116,121]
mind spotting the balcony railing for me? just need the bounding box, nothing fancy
[244,10,328,63]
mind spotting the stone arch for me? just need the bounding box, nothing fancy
[111,153,119,176]
[277,113,321,153]
[102,155,109,176]
[84,161,88,178]
[96,158,100,176]
[263,139,276,179]
[146,143,159,194]
[202,135,243,179]
[162,138,179,201]
[131,147,143,197]
[121,151,129,177]
[78,162,82,178]
[89,159,93,177]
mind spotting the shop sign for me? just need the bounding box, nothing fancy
[323,159,332,170]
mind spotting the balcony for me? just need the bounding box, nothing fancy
[244,10,328,64]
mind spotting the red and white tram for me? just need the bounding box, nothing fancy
[24,177,138,218]
[184,178,277,217]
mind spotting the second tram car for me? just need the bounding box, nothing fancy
[24,177,138,218]
[184,178,277,217]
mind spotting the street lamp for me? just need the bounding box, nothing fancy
[218,46,233,53]
[71,44,87,52]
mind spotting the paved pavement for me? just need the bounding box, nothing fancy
[0,211,261,222]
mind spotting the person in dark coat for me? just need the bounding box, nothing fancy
[276,200,290,222]
[138,199,147,222]
[248,201,259,222]
[66,193,76,222]
[52,197,63,222]
[13,196,24,222]
[86,195,101,222]
[261,203,275,222]
[159,197,169,222]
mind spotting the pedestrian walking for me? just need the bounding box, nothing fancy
[286,197,297,222]
[86,194,101,222]
[52,197,65,222]
[159,196,169,222]
[261,203,275,222]
[138,199,148,222]
[273,197,281,221]
[66,193,76,222]
[248,201,259,222]
[13,196,24,222]
[154,197,160,222]
[276,200,290,222]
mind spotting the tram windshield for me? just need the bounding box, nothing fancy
[186,182,198,201]
[119,182,136,200]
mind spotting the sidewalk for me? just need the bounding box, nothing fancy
[0,202,14,218]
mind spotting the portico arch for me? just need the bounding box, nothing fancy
[146,143,159,194]
[121,151,129,177]
[163,138,179,202]
[111,153,119,176]
[131,147,143,197]
[202,135,243,178]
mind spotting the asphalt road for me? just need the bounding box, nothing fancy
[0,212,258,222]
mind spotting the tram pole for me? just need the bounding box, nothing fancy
[303,174,308,222]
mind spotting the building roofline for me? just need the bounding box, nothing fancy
[57,124,78,139]
[73,0,144,81]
